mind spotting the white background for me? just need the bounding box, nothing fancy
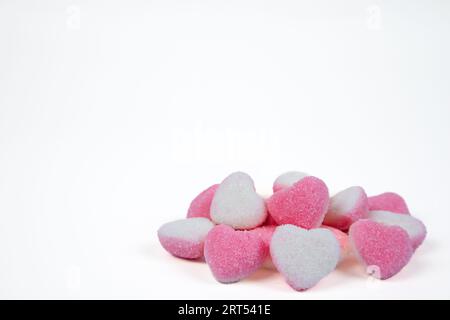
[1,0,450,299]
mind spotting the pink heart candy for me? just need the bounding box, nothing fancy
[368,192,410,214]
[349,219,414,279]
[204,225,268,283]
[186,184,219,219]
[266,176,329,229]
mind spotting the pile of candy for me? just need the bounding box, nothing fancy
[157,171,426,291]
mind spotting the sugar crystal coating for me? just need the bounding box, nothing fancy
[349,219,414,279]
[323,186,368,231]
[210,172,267,229]
[368,192,410,214]
[270,225,340,290]
[158,218,214,259]
[368,210,426,250]
[273,171,309,192]
[187,184,219,219]
[266,176,329,229]
[204,224,268,283]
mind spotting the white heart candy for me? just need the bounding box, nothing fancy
[210,172,267,229]
[270,224,340,291]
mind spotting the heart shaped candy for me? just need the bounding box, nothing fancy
[349,219,414,279]
[368,210,426,250]
[204,225,267,283]
[368,192,410,214]
[187,184,219,219]
[270,225,340,291]
[266,176,329,229]
[273,171,309,192]
[158,218,214,259]
[210,172,267,229]
[323,186,369,231]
